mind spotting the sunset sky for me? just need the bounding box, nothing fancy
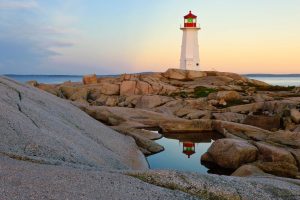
[0,0,300,75]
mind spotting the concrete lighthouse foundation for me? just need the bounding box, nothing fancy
[180,11,201,71]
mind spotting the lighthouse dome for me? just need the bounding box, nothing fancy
[184,11,197,19]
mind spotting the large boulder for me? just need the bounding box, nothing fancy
[266,131,300,149]
[291,108,300,124]
[202,139,258,169]
[160,119,213,134]
[163,68,187,80]
[255,142,297,165]
[231,164,266,177]
[212,112,246,123]
[208,91,241,101]
[0,76,147,170]
[82,74,97,85]
[120,81,136,96]
[212,120,273,141]
[254,161,298,178]
[243,115,281,131]
[135,95,173,109]
[99,82,120,95]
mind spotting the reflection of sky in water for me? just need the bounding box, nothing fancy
[147,137,214,174]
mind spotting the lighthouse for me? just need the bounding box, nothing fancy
[180,11,201,70]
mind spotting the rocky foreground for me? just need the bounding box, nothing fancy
[1,69,300,199]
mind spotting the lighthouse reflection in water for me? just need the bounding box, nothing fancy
[147,132,223,174]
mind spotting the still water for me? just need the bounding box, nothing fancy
[147,132,223,174]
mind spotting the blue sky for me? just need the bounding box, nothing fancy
[0,0,300,74]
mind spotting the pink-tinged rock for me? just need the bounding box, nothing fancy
[120,81,136,96]
[206,139,258,169]
[83,74,97,85]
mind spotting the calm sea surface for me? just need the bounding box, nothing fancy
[3,74,300,86]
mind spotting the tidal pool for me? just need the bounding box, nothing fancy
[147,132,224,174]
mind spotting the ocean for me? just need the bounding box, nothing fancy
[3,74,300,86]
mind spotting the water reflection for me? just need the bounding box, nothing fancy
[147,132,223,174]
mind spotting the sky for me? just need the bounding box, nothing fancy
[0,0,299,75]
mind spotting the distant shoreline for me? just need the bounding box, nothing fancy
[3,73,300,77]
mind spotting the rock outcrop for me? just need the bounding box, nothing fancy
[202,139,258,169]
[2,74,300,199]
[0,76,147,170]
[25,69,300,181]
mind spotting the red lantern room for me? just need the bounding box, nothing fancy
[184,11,197,28]
[182,142,196,158]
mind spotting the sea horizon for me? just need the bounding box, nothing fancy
[3,73,300,86]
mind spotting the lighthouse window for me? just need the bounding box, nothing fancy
[196,63,199,66]
[187,18,193,23]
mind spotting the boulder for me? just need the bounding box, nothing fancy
[0,76,147,170]
[69,88,89,102]
[208,91,241,101]
[160,119,213,134]
[83,74,97,85]
[254,161,298,178]
[204,139,258,169]
[120,81,136,96]
[99,82,120,95]
[291,108,300,124]
[135,81,153,95]
[266,131,300,149]
[135,95,173,109]
[26,80,38,87]
[254,142,297,165]
[186,70,207,79]
[231,164,266,177]
[163,68,187,80]
[105,96,119,107]
[212,120,273,141]
[37,84,63,98]
[243,115,281,131]
[212,112,246,123]
[59,86,78,99]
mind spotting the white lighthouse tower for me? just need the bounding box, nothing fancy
[180,11,201,70]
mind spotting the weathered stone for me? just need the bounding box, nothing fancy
[266,131,300,149]
[37,84,63,97]
[69,88,89,101]
[255,142,297,165]
[0,76,147,170]
[212,112,246,123]
[26,80,38,87]
[212,120,273,141]
[135,81,152,95]
[160,119,213,134]
[205,139,258,169]
[120,81,136,96]
[135,95,173,109]
[59,86,78,99]
[105,96,119,107]
[83,74,97,85]
[99,82,120,95]
[231,164,266,177]
[208,91,241,101]
[129,170,300,200]
[186,70,207,79]
[291,108,300,124]
[254,161,298,178]
[243,115,281,131]
[163,68,187,80]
